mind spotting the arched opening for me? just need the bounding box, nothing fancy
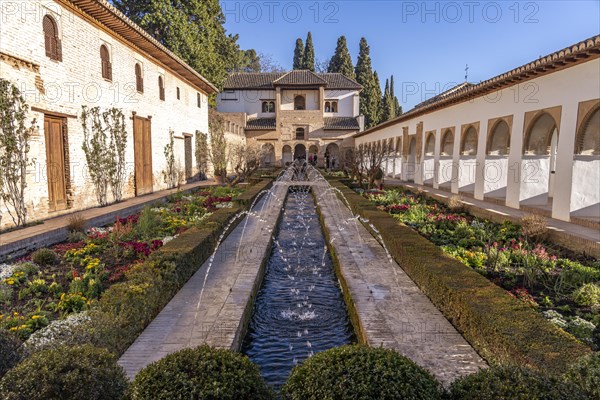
[576,107,600,155]
[295,127,305,140]
[135,63,144,93]
[294,144,306,160]
[158,76,165,101]
[406,137,416,182]
[43,15,61,61]
[325,101,331,112]
[100,45,112,81]
[571,106,600,217]
[325,143,339,169]
[461,126,478,155]
[441,130,454,156]
[308,145,318,165]
[282,145,293,166]
[294,95,306,110]
[261,143,275,167]
[424,133,435,156]
[484,119,511,200]
[262,101,275,113]
[520,112,559,206]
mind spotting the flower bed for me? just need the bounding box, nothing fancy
[360,186,600,350]
[0,186,242,341]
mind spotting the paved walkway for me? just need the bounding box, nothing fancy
[0,181,214,261]
[118,180,288,379]
[385,179,600,257]
[313,178,487,385]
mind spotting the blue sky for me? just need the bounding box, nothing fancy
[222,0,600,110]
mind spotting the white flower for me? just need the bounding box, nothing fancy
[0,263,17,280]
[25,312,92,351]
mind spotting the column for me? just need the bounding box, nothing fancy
[551,102,577,221]
[474,119,489,200]
[505,112,525,209]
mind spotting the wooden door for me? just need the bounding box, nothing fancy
[184,135,192,180]
[44,116,67,211]
[133,116,153,195]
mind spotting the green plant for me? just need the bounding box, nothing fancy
[572,283,600,308]
[104,107,127,202]
[135,206,162,240]
[0,329,25,378]
[162,129,177,189]
[31,248,58,266]
[519,213,548,243]
[565,353,600,399]
[0,344,128,400]
[67,214,86,232]
[0,79,35,227]
[129,345,273,400]
[67,231,88,243]
[0,283,13,304]
[208,111,229,181]
[448,365,587,400]
[374,167,384,180]
[195,130,209,180]
[448,195,465,213]
[281,345,442,400]
[14,261,39,276]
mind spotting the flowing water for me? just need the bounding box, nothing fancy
[241,186,356,390]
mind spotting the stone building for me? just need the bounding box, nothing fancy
[216,70,363,168]
[0,0,216,229]
[354,35,600,224]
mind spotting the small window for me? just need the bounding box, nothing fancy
[294,95,305,111]
[262,101,275,113]
[158,76,165,101]
[331,101,338,113]
[325,102,331,112]
[100,45,112,81]
[135,63,144,93]
[43,15,62,61]
[296,127,305,140]
[197,93,202,108]
[176,87,180,100]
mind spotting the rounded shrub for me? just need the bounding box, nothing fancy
[31,248,58,266]
[281,345,442,400]
[572,283,600,308]
[565,352,600,399]
[0,344,128,400]
[448,365,587,400]
[129,345,273,400]
[0,329,25,378]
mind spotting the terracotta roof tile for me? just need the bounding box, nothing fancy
[223,71,362,90]
[324,117,360,130]
[246,118,276,130]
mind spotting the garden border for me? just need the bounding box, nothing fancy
[326,177,590,374]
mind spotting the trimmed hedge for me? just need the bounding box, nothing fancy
[0,330,24,378]
[564,352,600,398]
[281,345,443,400]
[129,345,273,399]
[448,365,587,400]
[327,178,589,373]
[71,179,273,355]
[0,344,128,400]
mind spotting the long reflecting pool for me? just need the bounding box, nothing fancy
[242,187,355,390]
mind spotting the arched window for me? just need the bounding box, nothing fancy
[135,63,144,93]
[425,133,435,156]
[100,45,112,81]
[487,120,510,155]
[261,101,275,113]
[295,127,305,140]
[325,102,331,112]
[441,130,454,156]
[461,126,478,155]
[158,76,165,101]
[331,101,338,113]
[43,15,62,61]
[294,95,306,110]
[524,113,557,155]
[576,107,599,155]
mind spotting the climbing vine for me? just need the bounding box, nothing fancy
[162,129,177,189]
[0,79,35,227]
[208,111,228,183]
[81,106,127,206]
[195,130,209,180]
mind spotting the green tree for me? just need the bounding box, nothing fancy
[355,37,380,128]
[302,32,315,71]
[391,75,402,116]
[293,38,304,70]
[381,78,394,122]
[328,36,355,79]
[113,0,255,88]
[371,71,383,126]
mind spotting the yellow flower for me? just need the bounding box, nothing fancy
[31,315,40,320]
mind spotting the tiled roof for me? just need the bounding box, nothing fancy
[246,118,276,130]
[324,117,360,130]
[223,71,362,90]
[355,34,600,138]
[273,70,327,86]
[413,82,474,109]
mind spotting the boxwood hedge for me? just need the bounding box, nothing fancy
[327,178,589,373]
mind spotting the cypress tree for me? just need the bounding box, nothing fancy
[371,71,383,127]
[355,38,380,128]
[302,32,315,71]
[328,36,355,79]
[390,75,402,116]
[293,38,304,70]
[381,78,394,122]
